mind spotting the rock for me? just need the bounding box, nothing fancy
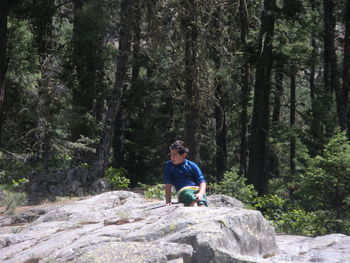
[55,242,193,263]
[0,234,22,249]
[90,178,110,194]
[70,180,82,193]
[206,194,244,208]
[11,208,48,224]
[272,233,350,263]
[48,183,63,196]
[0,192,277,263]
[75,186,85,196]
[25,167,95,198]
[123,206,276,261]
[0,206,54,237]
[1,192,349,263]
[46,172,65,183]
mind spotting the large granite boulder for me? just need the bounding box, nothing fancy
[0,191,276,263]
[1,191,349,263]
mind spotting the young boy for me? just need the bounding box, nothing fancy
[163,140,207,207]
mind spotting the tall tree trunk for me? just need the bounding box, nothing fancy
[323,0,343,134]
[214,84,227,179]
[309,30,323,156]
[327,1,346,131]
[239,0,250,177]
[113,0,141,169]
[30,0,56,165]
[182,0,200,162]
[71,0,105,140]
[210,6,227,179]
[131,0,141,85]
[269,63,284,179]
[38,75,53,165]
[247,0,276,195]
[94,0,133,177]
[323,0,336,94]
[113,110,125,168]
[344,0,350,139]
[272,63,283,123]
[0,0,8,145]
[290,68,296,175]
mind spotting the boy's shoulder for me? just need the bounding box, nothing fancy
[185,159,199,167]
[165,160,173,165]
[165,160,174,168]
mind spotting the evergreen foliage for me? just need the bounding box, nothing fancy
[104,167,130,190]
[1,0,350,236]
[210,168,257,205]
[296,131,350,218]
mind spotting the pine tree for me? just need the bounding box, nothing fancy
[247,0,276,195]
[344,0,350,139]
[0,0,9,145]
[94,0,133,177]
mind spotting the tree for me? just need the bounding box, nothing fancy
[238,0,250,177]
[113,0,142,170]
[29,0,56,164]
[323,0,336,94]
[247,0,276,195]
[289,67,297,175]
[297,132,350,219]
[344,0,350,139]
[182,0,201,162]
[70,0,108,140]
[208,4,227,179]
[0,0,9,145]
[269,62,284,179]
[308,0,323,156]
[94,0,133,177]
[323,0,343,134]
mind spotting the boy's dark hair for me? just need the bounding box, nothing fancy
[170,140,189,155]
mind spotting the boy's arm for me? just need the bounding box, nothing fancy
[190,162,206,200]
[195,182,206,200]
[164,183,172,205]
[163,161,173,206]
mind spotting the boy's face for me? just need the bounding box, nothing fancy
[170,149,186,165]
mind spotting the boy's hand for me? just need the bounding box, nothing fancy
[195,192,204,201]
[164,184,172,206]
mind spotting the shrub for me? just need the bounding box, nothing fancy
[253,194,332,236]
[143,184,165,199]
[273,209,327,236]
[295,131,350,216]
[140,183,176,200]
[210,168,257,205]
[254,194,286,221]
[0,154,31,188]
[104,167,130,190]
[254,195,350,236]
[271,209,350,236]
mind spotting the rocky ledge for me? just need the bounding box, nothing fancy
[0,191,349,263]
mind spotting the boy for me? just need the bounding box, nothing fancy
[163,140,207,207]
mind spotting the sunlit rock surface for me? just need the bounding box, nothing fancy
[0,192,349,263]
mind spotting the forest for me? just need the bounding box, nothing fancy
[0,0,350,236]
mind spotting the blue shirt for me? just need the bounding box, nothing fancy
[163,159,206,192]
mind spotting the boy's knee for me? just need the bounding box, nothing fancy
[179,189,196,206]
[189,201,198,207]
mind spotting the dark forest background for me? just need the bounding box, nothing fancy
[1,0,350,235]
